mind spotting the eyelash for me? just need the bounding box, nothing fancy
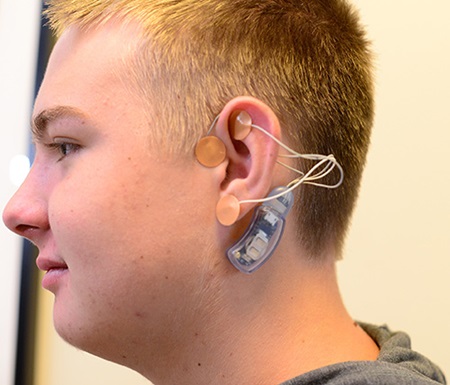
[46,141,81,161]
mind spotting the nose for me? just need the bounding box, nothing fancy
[2,165,50,245]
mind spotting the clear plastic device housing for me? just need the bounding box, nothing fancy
[227,186,295,274]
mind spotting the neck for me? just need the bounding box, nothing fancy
[138,250,378,385]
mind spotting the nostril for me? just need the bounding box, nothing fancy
[15,224,39,236]
[16,224,30,233]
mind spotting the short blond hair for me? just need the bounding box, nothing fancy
[45,0,374,258]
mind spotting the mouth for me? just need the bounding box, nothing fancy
[36,257,68,272]
[36,257,69,291]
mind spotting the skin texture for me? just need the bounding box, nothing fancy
[3,20,379,385]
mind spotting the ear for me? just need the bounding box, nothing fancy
[213,96,281,223]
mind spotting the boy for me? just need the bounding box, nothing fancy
[3,1,446,384]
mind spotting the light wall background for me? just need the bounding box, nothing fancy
[1,1,449,385]
[339,0,450,375]
[0,1,41,385]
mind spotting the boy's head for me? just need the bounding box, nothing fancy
[2,0,374,375]
[45,0,374,258]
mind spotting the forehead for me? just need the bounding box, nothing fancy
[34,20,142,116]
[32,21,153,144]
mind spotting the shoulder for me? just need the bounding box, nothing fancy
[282,361,444,385]
[361,323,446,384]
[281,324,446,385]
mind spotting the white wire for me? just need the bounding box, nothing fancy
[240,156,343,204]
[204,118,344,205]
[239,124,344,204]
[276,160,305,176]
[206,115,220,136]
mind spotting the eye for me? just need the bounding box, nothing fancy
[58,142,78,157]
[46,140,81,161]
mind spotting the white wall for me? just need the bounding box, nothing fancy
[340,0,450,375]
[0,1,41,385]
[3,1,449,384]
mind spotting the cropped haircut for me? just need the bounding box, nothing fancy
[45,0,374,259]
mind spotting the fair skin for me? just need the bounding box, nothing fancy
[3,20,378,385]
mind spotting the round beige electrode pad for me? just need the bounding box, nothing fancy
[216,195,240,226]
[195,136,227,168]
[230,110,252,140]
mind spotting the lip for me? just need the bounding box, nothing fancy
[36,256,69,291]
[36,256,68,272]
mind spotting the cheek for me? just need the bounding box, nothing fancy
[47,161,228,360]
[48,160,217,309]
[50,158,164,244]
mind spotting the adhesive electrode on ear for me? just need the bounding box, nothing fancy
[216,195,240,226]
[229,110,252,140]
[195,136,226,168]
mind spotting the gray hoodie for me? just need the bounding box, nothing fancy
[281,324,446,384]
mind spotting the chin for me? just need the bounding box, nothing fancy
[52,304,136,366]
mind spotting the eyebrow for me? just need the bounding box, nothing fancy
[31,106,88,142]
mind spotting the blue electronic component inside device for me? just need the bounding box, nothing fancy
[227,186,295,274]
